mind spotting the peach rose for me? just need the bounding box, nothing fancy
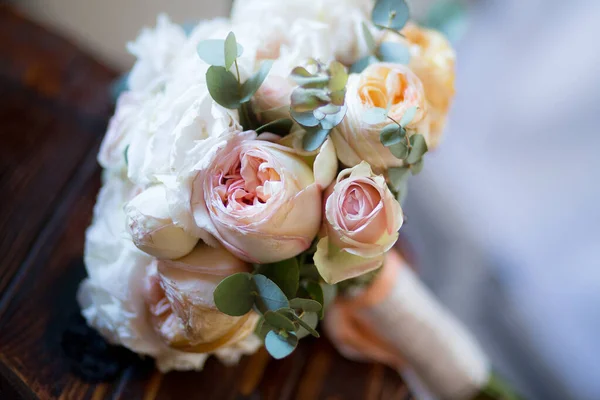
[331,62,429,173]
[145,245,259,353]
[186,131,335,263]
[314,161,403,284]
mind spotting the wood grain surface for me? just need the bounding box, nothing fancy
[0,6,412,399]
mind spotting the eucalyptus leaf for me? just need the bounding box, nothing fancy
[320,104,347,130]
[241,60,273,103]
[197,38,243,67]
[291,110,320,127]
[291,312,320,339]
[380,124,402,146]
[362,22,377,52]
[289,298,322,313]
[411,158,424,175]
[252,274,289,313]
[213,273,254,316]
[224,32,238,70]
[265,331,298,359]
[387,166,411,192]
[319,103,341,115]
[264,311,296,331]
[254,259,299,299]
[255,318,271,341]
[377,41,410,64]
[206,66,241,109]
[389,140,408,159]
[372,0,410,30]
[291,88,330,112]
[406,134,428,164]
[290,66,312,78]
[329,89,346,106]
[296,75,330,89]
[302,127,331,152]
[328,61,348,92]
[400,106,418,127]
[363,107,388,124]
[304,281,325,319]
[255,118,294,136]
[350,55,377,73]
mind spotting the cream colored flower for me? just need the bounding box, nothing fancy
[331,62,428,172]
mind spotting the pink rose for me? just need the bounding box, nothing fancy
[189,132,336,263]
[314,161,403,284]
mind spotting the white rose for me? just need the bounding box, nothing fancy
[125,184,198,259]
[127,14,187,93]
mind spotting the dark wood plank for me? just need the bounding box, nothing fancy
[0,6,412,399]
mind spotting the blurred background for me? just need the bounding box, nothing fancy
[8,0,599,399]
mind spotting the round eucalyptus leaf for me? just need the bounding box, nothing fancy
[206,66,241,109]
[387,166,411,192]
[350,55,377,73]
[302,127,331,152]
[265,331,298,359]
[197,38,243,67]
[291,88,330,113]
[289,298,322,313]
[254,259,299,299]
[255,318,271,341]
[372,0,410,30]
[224,32,238,71]
[320,104,347,130]
[389,140,409,159]
[213,273,254,316]
[363,107,388,125]
[377,41,410,64]
[329,89,346,107]
[264,311,296,331]
[293,312,319,339]
[406,134,428,164]
[241,60,273,103]
[328,61,348,92]
[362,22,377,52]
[399,106,418,127]
[411,159,424,175]
[380,124,402,146]
[252,274,289,313]
[304,281,325,319]
[291,110,320,127]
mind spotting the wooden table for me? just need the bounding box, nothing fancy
[0,6,411,399]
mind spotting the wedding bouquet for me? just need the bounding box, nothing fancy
[79,0,519,398]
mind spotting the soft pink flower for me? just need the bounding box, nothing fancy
[314,161,403,284]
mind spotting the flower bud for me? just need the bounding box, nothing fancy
[125,185,198,259]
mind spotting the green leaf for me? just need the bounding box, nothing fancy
[400,106,418,127]
[350,55,377,73]
[197,38,243,67]
[320,283,338,309]
[291,110,320,127]
[206,66,241,109]
[363,107,388,124]
[289,298,322,313]
[328,61,348,92]
[406,134,428,164]
[304,281,325,319]
[389,140,408,159]
[255,318,271,341]
[362,22,377,52]
[320,104,347,130]
[291,312,320,339]
[241,60,273,103]
[213,273,254,316]
[387,166,411,192]
[264,310,296,331]
[329,89,346,106]
[224,32,238,71]
[254,259,299,299]
[380,124,402,146]
[302,126,331,152]
[411,159,424,175]
[291,88,330,112]
[377,41,410,64]
[255,118,294,136]
[372,0,410,30]
[252,274,289,313]
[265,331,298,359]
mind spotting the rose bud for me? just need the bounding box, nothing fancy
[331,62,429,173]
[125,184,198,259]
[314,161,403,284]
[400,22,456,148]
[146,244,259,353]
